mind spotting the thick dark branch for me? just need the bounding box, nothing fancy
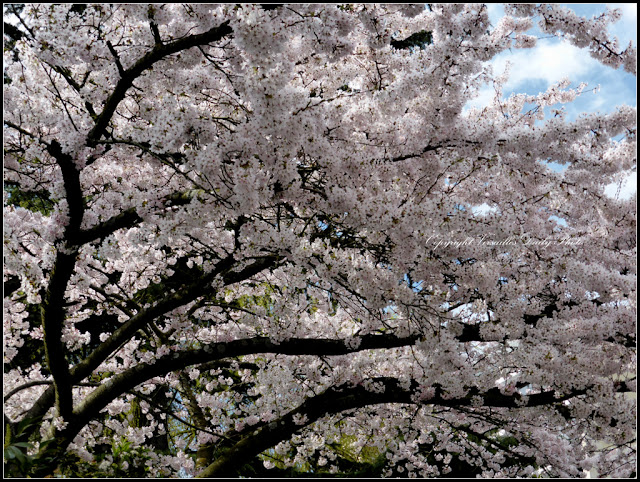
[3,380,99,406]
[389,143,442,163]
[454,295,634,348]
[195,378,615,477]
[4,21,25,41]
[106,40,125,76]
[3,381,52,403]
[149,22,162,45]
[456,321,635,348]
[21,386,56,434]
[390,30,433,50]
[116,334,421,395]
[75,190,200,245]
[4,120,50,146]
[37,140,88,421]
[47,140,84,240]
[41,248,77,421]
[76,207,141,245]
[86,21,232,146]
[22,231,272,434]
[49,334,419,455]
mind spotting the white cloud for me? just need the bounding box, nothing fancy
[464,85,496,111]
[464,4,636,113]
[607,3,637,46]
[616,2,637,20]
[494,39,600,91]
[472,203,498,216]
[604,172,637,200]
[465,39,601,111]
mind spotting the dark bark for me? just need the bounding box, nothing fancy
[74,190,204,245]
[40,141,85,420]
[86,21,232,147]
[195,378,621,477]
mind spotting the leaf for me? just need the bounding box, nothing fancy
[9,441,32,448]
[5,446,18,460]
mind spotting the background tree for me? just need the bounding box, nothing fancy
[4,3,636,478]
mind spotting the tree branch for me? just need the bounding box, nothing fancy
[44,334,418,456]
[3,21,25,42]
[4,120,51,147]
[75,190,203,245]
[3,381,53,403]
[196,378,629,477]
[86,21,232,147]
[38,139,88,421]
[21,242,277,436]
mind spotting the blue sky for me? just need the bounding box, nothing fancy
[465,4,637,200]
[470,4,636,114]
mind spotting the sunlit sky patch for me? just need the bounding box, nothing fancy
[465,4,636,200]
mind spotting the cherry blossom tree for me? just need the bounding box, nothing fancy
[4,4,636,478]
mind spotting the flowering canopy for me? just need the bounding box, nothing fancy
[3,4,636,478]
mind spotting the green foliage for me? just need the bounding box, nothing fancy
[4,417,57,478]
[4,181,56,216]
[55,441,156,478]
[237,424,539,478]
